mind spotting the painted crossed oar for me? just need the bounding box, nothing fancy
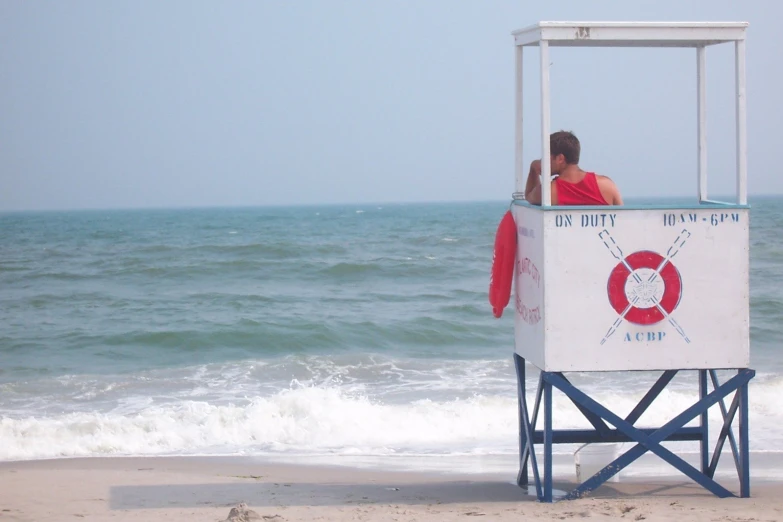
[598,229,691,344]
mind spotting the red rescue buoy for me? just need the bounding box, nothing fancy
[489,210,517,318]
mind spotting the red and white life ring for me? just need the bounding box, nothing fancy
[607,250,683,325]
[489,210,518,318]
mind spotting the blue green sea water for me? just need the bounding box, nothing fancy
[1,198,781,477]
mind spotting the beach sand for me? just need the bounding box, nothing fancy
[0,456,780,521]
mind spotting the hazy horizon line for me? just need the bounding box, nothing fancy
[1,193,778,215]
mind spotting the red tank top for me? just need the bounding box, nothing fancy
[555,172,609,205]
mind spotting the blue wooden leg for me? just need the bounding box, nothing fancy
[739,372,750,498]
[515,357,543,500]
[545,370,754,499]
[555,373,611,437]
[625,370,678,424]
[522,375,545,495]
[514,354,528,487]
[543,378,553,502]
[700,370,709,474]
[708,370,742,481]
[707,391,740,478]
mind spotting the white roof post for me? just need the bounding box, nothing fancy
[515,45,525,194]
[697,46,707,202]
[735,39,748,205]
[540,40,552,207]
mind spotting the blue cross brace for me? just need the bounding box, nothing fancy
[514,354,754,502]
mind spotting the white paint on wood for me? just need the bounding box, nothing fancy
[540,41,552,207]
[697,46,707,201]
[513,21,747,48]
[513,206,750,372]
[513,205,546,369]
[515,46,525,193]
[735,40,748,205]
[509,22,751,371]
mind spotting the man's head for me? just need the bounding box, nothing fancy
[550,130,580,174]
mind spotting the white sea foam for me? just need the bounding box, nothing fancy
[1,374,781,463]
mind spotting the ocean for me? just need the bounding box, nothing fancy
[1,198,782,478]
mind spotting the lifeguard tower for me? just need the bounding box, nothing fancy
[510,22,753,501]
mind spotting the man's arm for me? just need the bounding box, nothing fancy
[524,159,542,205]
[596,175,623,205]
[612,187,623,205]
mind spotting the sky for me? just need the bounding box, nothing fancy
[1,0,780,211]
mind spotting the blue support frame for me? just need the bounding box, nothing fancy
[514,354,755,502]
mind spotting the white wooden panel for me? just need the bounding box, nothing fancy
[513,205,545,368]
[513,207,750,372]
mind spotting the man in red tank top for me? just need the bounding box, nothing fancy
[524,131,623,206]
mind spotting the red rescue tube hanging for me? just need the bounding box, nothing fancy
[489,210,517,318]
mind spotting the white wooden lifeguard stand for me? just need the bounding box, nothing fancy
[510,22,754,502]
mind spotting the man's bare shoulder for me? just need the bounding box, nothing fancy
[593,173,623,205]
[594,173,620,189]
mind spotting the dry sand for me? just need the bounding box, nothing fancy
[0,456,780,521]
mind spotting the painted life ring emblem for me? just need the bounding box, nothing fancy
[599,229,692,344]
[607,250,682,326]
